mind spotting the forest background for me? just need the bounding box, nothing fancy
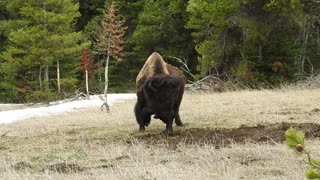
[1,0,320,103]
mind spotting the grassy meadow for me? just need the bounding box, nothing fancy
[0,88,320,179]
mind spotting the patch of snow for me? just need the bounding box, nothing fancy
[0,104,25,107]
[0,93,136,124]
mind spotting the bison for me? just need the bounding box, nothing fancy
[134,52,186,134]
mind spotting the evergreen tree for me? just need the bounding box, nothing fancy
[186,0,305,85]
[131,0,197,80]
[74,0,105,31]
[0,0,83,102]
[187,0,242,77]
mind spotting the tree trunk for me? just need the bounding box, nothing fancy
[57,60,61,93]
[258,43,263,61]
[44,65,49,90]
[85,69,89,99]
[101,54,110,112]
[98,54,102,83]
[39,66,43,91]
[300,15,311,74]
[42,1,48,91]
[97,54,103,91]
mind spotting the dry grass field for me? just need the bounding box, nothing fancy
[0,88,320,179]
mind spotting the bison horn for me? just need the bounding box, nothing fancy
[148,81,158,92]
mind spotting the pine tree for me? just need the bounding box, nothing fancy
[0,0,83,102]
[94,1,127,112]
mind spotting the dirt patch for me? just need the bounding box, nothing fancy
[129,122,320,148]
[311,108,320,113]
[41,156,129,174]
[12,162,33,171]
[42,163,85,174]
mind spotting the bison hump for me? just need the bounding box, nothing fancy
[136,52,169,86]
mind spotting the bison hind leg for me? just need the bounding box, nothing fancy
[174,113,183,126]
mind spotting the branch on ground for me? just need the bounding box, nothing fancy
[186,75,227,92]
[100,102,110,113]
[0,131,9,137]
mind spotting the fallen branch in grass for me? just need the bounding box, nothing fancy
[168,56,227,92]
[0,131,9,137]
[185,75,227,92]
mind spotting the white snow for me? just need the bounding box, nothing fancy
[0,93,136,124]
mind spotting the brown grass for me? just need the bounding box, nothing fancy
[0,89,319,179]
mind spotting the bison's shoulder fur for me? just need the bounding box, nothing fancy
[136,52,169,90]
[143,74,182,94]
[166,64,184,78]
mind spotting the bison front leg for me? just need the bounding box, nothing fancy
[134,102,146,131]
[139,124,145,131]
[163,113,174,135]
[140,112,152,131]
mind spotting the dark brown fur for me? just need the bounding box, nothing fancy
[134,52,186,134]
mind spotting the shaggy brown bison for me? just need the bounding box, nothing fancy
[134,52,186,134]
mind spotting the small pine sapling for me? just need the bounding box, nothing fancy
[94,1,127,112]
[285,128,320,179]
[79,47,95,98]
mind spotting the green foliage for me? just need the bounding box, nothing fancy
[285,127,305,150]
[186,0,306,86]
[195,39,222,75]
[0,0,84,102]
[266,0,304,18]
[285,128,320,179]
[306,169,320,179]
[74,0,105,31]
[1,0,320,102]
[0,82,19,103]
[25,90,58,103]
[187,0,242,76]
[60,77,78,94]
[131,0,197,74]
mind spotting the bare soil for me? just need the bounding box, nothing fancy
[131,122,320,148]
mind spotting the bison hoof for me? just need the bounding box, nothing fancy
[139,127,145,132]
[163,128,173,136]
[176,122,183,126]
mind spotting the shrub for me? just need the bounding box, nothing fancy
[60,78,78,94]
[25,90,58,103]
[0,82,19,103]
